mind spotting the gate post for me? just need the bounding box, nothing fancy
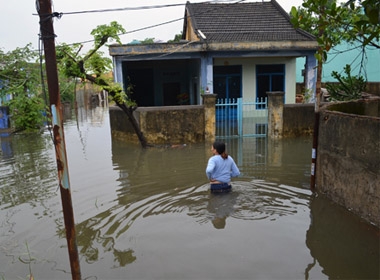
[202,94,217,142]
[267,91,285,138]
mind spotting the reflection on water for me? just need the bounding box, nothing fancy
[207,191,238,229]
[0,105,378,280]
[306,194,379,279]
[0,133,57,210]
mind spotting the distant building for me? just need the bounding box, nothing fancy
[297,41,380,83]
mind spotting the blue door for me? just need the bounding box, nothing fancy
[213,65,242,121]
[256,64,285,109]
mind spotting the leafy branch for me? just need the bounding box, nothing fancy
[326,64,366,101]
[56,21,149,148]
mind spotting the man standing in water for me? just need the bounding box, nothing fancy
[206,141,240,193]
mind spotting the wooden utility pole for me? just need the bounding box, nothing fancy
[37,0,81,279]
[310,4,325,191]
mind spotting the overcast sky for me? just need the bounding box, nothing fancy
[0,0,304,53]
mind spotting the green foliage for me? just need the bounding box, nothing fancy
[301,88,313,103]
[55,43,86,79]
[56,21,132,107]
[290,0,355,64]
[86,51,112,77]
[90,21,125,46]
[326,64,367,101]
[167,32,183,43]
[55,21,148,146]
[344,0,380,48]
[0,44,48,131]
[140,38,155,44]
[8,94,47,131]
[58,73,76,103]
[0,44,40,98]
[290,0,380,60]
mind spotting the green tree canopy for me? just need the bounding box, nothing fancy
[0,44,40,98]
[0,44,47,130]
[290,0,379,101]
[291,0,379,61]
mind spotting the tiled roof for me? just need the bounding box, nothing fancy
[185,0,315,42]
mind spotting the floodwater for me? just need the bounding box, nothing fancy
[0,105,378,280]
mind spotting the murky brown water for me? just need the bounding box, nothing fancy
[0,105,378,280]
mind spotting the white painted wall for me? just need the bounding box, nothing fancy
[214,57,297,104]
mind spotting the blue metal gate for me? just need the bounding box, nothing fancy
[216,97,267,138]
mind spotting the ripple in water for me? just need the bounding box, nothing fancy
[185,180,311,226]
[76,180,311,250]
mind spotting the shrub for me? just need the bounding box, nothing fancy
[326,64,366,101]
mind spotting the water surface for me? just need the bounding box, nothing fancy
[0,105,378,280]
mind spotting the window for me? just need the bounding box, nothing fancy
[256,64,285,109]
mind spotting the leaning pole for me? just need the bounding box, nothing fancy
[37,0,81,279]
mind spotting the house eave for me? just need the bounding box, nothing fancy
[109,40,318,57]
[206,41,318,51]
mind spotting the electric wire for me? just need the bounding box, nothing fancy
[38,0,248,51]
[51,3,186,15]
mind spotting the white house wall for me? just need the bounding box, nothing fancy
[214,57,297,104]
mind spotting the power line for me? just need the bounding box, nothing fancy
[59,4,185,15]
[33,3,185,17]
[53,0,247,45]
[34,1,237,17]
[36,0,248,59]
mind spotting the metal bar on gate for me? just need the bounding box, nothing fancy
[238,98,243,136]
[216,97,252,138]
[224,99,227,136]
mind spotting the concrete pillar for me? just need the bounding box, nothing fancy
[200,54,213,93]
[267,91,285,139]
[202,93,217,142]
[268,139,283,167]
[305,53,317,103]
[112,56,123,86]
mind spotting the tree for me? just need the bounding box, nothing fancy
[345,0,380,48]
[140,38,155,44]
[55,21,149,148]
[290,0,379,101]
[0,44,47,131]
[167,32,183,43]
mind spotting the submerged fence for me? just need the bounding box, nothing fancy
[216,97,268,138]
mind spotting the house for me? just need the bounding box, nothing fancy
[109,0,318,108]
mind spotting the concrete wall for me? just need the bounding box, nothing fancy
[110,94,217,145]
[283,103,315,137]
[110,105,205,145]
[111,95,316,145]
[316,98,380,227]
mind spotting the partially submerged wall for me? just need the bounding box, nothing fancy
[283,103,315,137]
[267,91,315,138]
[316,99,380,227]
[110,105,205,144]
